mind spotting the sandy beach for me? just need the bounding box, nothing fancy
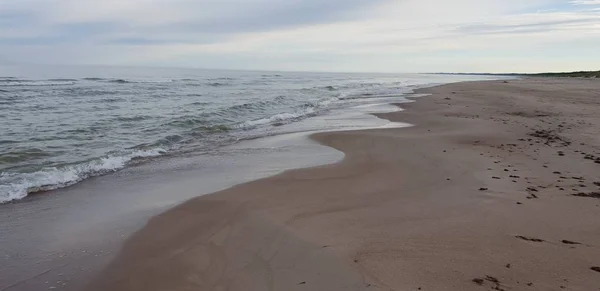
[86,78,600,291]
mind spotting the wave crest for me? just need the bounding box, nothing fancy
[0,79,76,86]
[0,148,166,203]
[237,97,338,128]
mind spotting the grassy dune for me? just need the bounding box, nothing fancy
[531,71,600,78]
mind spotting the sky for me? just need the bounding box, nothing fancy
[0,0,599,73]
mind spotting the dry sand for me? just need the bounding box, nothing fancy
[87,78,600,291]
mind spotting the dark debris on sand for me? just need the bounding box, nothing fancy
[486,276,506,291]
[472,276,506,290]
[515,235,544,242]
[472,278,485,285]
[529,129,571,147]
[526,187,539,199]
[583,154,600,163]
[572,192,600,199]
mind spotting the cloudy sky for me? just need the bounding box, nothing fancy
[0,0,599,72]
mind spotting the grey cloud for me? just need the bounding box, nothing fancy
[454,17,600,35]
[106,0,393,45]
[108,36,223,45]
[0,0,392,46]
[166,0,391,33]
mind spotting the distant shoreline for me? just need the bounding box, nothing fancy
[427,70,600,78]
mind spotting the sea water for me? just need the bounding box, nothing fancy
[0,65,499,202]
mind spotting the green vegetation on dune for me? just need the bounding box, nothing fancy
[430,71,599,78]
[530,71,600,78]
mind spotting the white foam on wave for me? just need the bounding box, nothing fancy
[352,103,402,112]
[0,148,166,203]
[240,111,313,128]
[236,97,339,128]
[0,80,76,87]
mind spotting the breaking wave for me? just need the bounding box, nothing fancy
[0,148,166,203]
[237,97,338,128]
[0,79,76,86]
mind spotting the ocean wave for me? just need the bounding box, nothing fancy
[166,97,289,129]
[236,97,338,128]
[183,83,204,87]
[339,92,404,100]
[0,148,166,203]
[88,78,172,84]
[96,97,125,103]
[308,85,338,91]
[188,100,210,105]
[193,125,231,133]
[207,82,229,87]
[0,148,55,164]
[183,81,233,87]
[207,78,236,81]
[108,79,131,84]
[28,104,60,110]
[0,78,23,83]
[47,78,78,82]
[163,96,336,131]
[317,82,384,92]
[106,79,170,84]
[136,80,175,84]
[237,112,311,128]
[309,97,338,107]
[76,89,121,97]
[136,135,185,149]
[227,98,285,112]
[0,79,75,86]
[154,135,184,145]
[242,81,270,86]
[116,115,153,122]
[355,82,383,88]
[166,117,209,128]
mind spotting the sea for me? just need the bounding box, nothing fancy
[0,65,500,203]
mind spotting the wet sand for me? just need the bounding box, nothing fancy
[87,78,600,291]
[0,136,344,291]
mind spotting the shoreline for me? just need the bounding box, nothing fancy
[3,72,487,205]
[0,92,411,205]
[86,77,600,291]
